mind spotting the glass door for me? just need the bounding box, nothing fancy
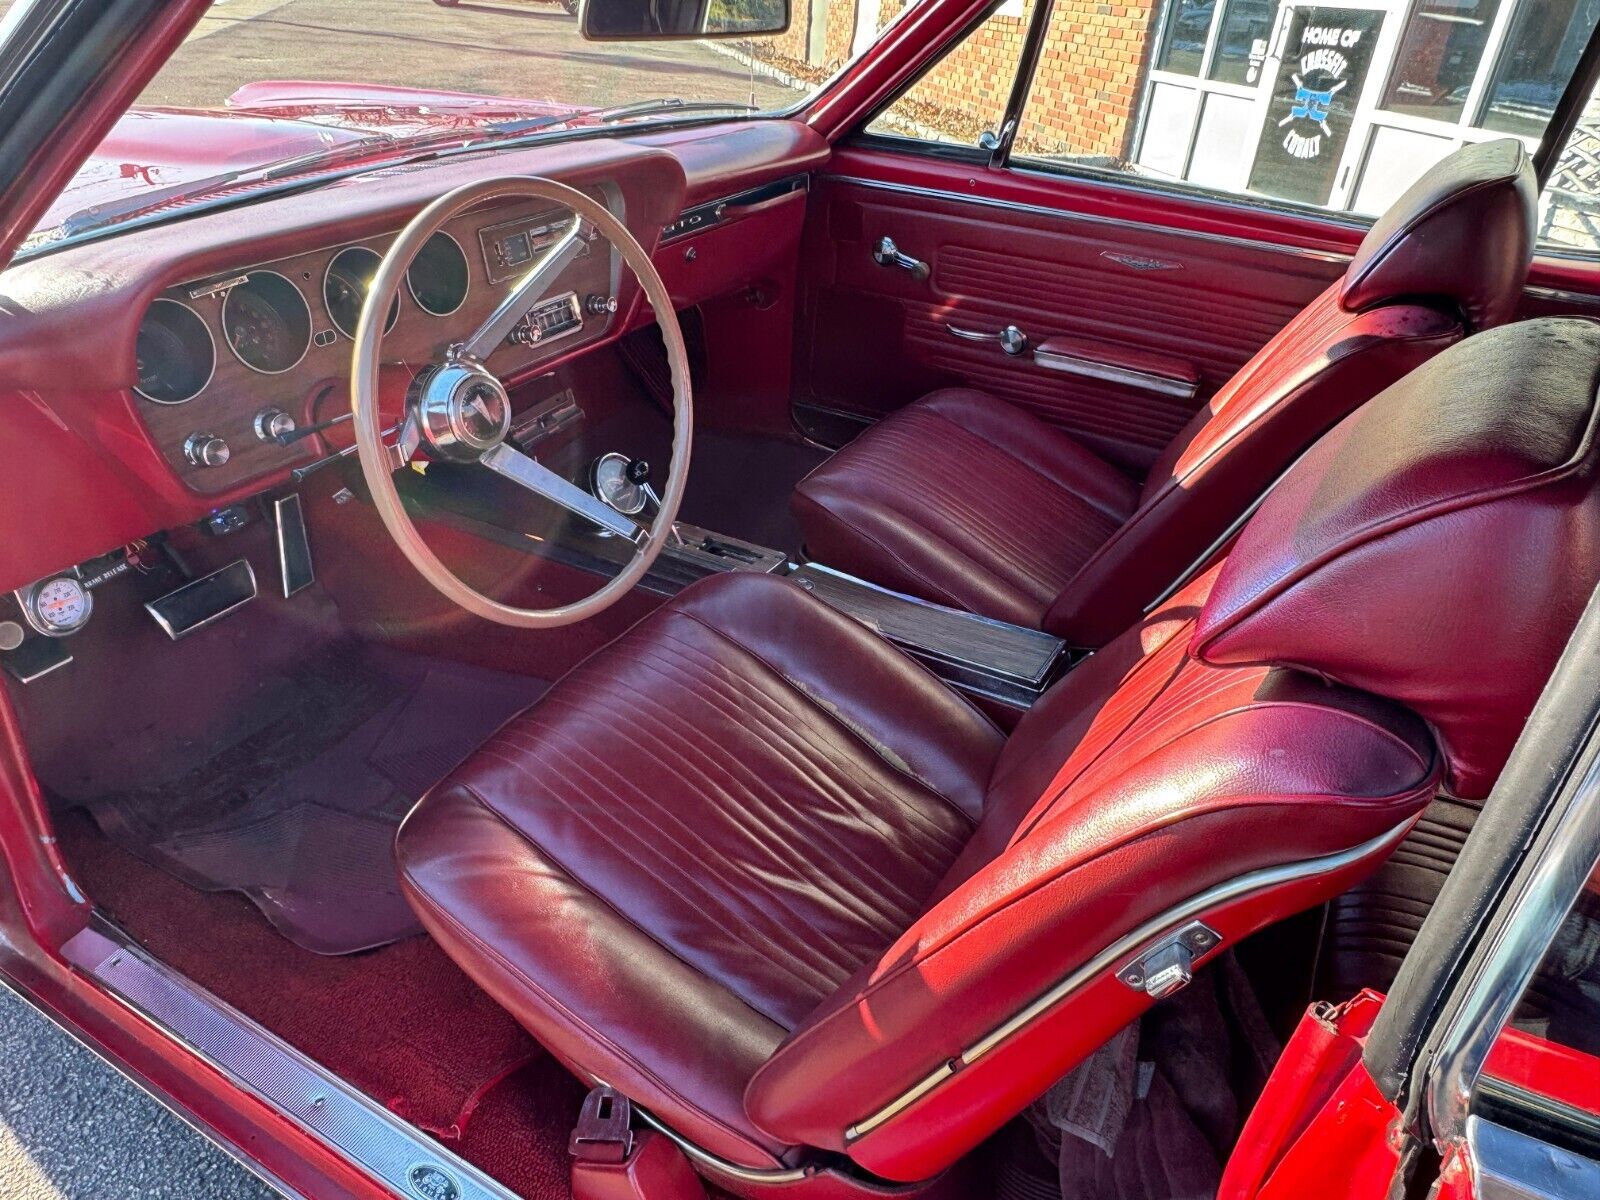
[1245,0,1397,207]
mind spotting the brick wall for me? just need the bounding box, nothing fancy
[746,0,1160,162]
[1018,1,1158,161]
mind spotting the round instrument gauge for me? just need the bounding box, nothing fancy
[134,299,215,405]
[406,231,470,317]
[221,270,312,374]
[590,452,648,515]
[324,245,400,340]
[21,575,92,637]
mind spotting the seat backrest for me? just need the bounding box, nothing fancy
[744,318,1600,1183]
[1043,139,1535,645]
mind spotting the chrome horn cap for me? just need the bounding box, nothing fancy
[410,362,512,462]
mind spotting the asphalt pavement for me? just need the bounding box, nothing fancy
[0,984,278,1199]
[141,0,802,112]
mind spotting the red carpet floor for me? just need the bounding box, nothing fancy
[57,811,579,1196]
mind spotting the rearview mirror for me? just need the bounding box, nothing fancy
[581,0,790,41]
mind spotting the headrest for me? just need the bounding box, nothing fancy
[1340,139,1534,331]
[1193,318,1600,800]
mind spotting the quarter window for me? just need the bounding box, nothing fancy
[864,0,1035,150]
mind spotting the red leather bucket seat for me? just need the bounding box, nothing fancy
[397,318,1600,1197]
[792,139,1536,644]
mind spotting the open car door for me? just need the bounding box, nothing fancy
[1220,573,1600,1200]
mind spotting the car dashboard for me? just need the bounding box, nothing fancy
[0,122,822,596]
[134,189,621,494]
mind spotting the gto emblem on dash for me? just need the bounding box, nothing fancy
[407,1163,462,1200]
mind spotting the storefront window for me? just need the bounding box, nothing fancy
[1207,0,1275,85]
[1482,0,1600,139]
[1156,0,1215,75]
[1379,0,1500,125]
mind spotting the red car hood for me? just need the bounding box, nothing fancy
[35,81,593,237]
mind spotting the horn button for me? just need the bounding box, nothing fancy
[411,362,513,462]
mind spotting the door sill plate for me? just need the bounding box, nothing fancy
[64,921,522,1200]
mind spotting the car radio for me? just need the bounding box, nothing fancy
[506,291,583,347]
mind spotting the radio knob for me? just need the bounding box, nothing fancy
[586,294,618,315]
[506,320,540,347]
[184,433,231,469]
[253,408,297,443]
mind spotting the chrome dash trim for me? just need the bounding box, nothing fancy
[633,1106,812,1184]
[843,821,1415,1143]
[822,176,1355,263]
[1032,348,1198,400]
[63,922,522,1200]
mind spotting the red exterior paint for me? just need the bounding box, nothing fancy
[1218,991,1400,1200]
[1485,1027,1600,1119]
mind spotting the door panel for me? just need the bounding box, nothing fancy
[795,153,1349,474]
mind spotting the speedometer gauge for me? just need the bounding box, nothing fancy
[590,452,649,515]
[221,270,312,374]
[19,575,92,637]
[324,246,400,339]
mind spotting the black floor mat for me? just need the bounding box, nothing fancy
[76,644,545,955]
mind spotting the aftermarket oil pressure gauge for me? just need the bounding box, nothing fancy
[18,575,92,637]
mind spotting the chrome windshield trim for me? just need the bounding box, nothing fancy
[843,820,1414,1143]
[820,175,1356,264]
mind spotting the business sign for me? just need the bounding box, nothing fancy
[1248,7,1385,206]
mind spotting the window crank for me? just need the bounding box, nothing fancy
[873,236,930,282]
[946,323,1028,356]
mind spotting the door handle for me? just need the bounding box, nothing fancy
[947,323,1028,356]
[873,236,930,282]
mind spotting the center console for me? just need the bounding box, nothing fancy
[401,440,1078,712]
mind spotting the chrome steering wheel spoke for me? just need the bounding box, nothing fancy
[479,442,647,546]
[455,217,587,363]
[390,411,422,470]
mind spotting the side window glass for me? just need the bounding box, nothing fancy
[1000,0,1600,254]
[865,0,1035,150]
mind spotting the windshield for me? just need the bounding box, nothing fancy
[12,0,918,252]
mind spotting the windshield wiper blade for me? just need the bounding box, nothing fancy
[484,97,756,137]
[59,127,484,236]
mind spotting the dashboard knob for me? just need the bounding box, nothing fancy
[253,408,297,443]
[184,434,231,469]
[586,294,618,316]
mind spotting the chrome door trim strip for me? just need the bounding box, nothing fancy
[842,820,1415,1144]
[63,921,523,1200]
[1469,1115,1600,1200]
[1424,723,1600,1148]
[1032,348,1200,400]
[821,175,1355,264]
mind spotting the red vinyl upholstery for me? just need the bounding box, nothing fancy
[397,318,1600,1194]
[793,139,1536,644]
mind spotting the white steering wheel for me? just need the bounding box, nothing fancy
[350,175,692,627]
